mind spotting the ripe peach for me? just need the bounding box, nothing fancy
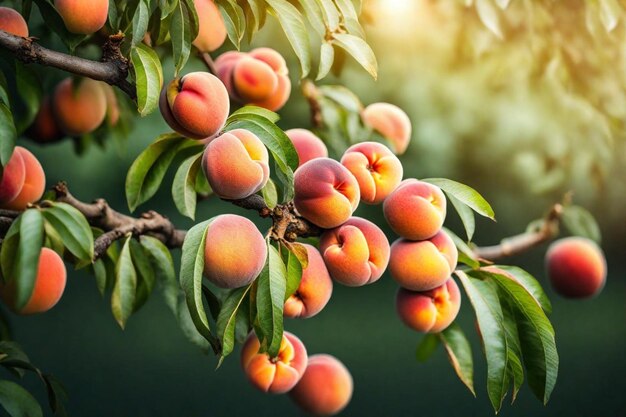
[0,248,67,315]
[26,97,63,143]
[53,77,107,136]
[54,0,109,34]
[203,214,267,289]
[214,51,245,99]
[3,147,46,210]
[192,0,227,52]
[0,147,26,206]
[233,56,278,102]
[319,217,390,287]
[0,7,28,37]
[389,230,458,291]
[249,48,288,75]
[284,244,333,319]
[289,354,353,416]
[251,74,291,112]
[241,331,308,394]
[546,237,607,298]
[159,72,229,139]
[293,158,360,229]
[362,102,412,155]
[341,141,403,204]
[383,179,446,240]
[396,278,461,333]
[285,129,328,167]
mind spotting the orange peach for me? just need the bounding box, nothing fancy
[0,147,26,206]
[233,56,278,102]
[293,158,360,229]
[383,179,446,240]
[319,217,390,286]
[285,129,328,167]
[251,74,291,112]
[284,244,333,319]
[249,47,288,75]
[341,141,403,204]
[396,278,461,333]
[546,237,607,298]
[203,214,267,288]
[389,230,458,291]
[26,97,63,142]
[192,0,227,52]
[54,0,109,34]
[0,7,28,37]
[289,354,353,416]
[241,331,308,394]
[214,51,245,99]
[53,77,107,136]
[3,147,46,210]
[362,102,412,155]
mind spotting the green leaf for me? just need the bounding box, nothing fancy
[130,44,164,116]
[488,266,552,314]
[13,210,44,310]
[31,0,86,51]
[172,152,203,220]
[171,0,195,73]
[449,194,476,241]
[284,244,304,301]
[331,33,377,79]
[0,103,16,168]
[318,85,363,112]
[298,0,326,36]
[131,0,150,45]
[176,292,210,352]
[561,205,602,243]
[217,284,253,361]
[0,380,43,417]
[93,259,107,296]
[423,178,495,220]
[500,296,524,404]
[415,334,439,362]
[42,202,94,262]
[13,64,42,133]
[332,0,359,21]
[129,239,155,312]
[443,227,480,269]
[217,0,245,49]
[229,106,280,123]
[317,42,335,81]
[111,237,137,329]
[266,0,312,77]
[439,323,475,396]
[140,236,179,316]
[261,179,278,209]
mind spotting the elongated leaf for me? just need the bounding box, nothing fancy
[561,205,602,243]
[131,0,150,45]
[444,227,480,269]
[129,239,155,312]
[176,292,210,352]
[229,106,279,123]
[0,380,43,417]
[485,266,552,314]
[332,33,377,79]
[111,237,137,329]
[140,236,178,315]
[500,296,524,404]
[256,244,287,357]
[266,0,312,77]
[440,323,475,396]
[13,210,44,310]
[416,334,439,362]
[42,202,94,261]
[423,178,495,220]
[130,44,164,116]
[449,193,476,241]
[318,85,363,112]
[217,0,245,48]
[261,179,278,209]
[0,102,16,168]
[171,0,195,73]
[172,152,203,219]
[217,284,253,361]
[284,245,304,301]
[298,0,326,36]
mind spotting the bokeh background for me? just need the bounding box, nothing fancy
[4,0,626,416]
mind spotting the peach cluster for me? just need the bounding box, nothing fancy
[361,102,412,155]
[0,146,46,210]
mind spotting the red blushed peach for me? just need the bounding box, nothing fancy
[241,331,308,394]
[233,56,278,102]
[285,129,328,167]
[289,354,353,416]
[192,0,227,52]
[0,147,26,206]
[202,129,269,200]
[389,230,458,291]
[249,47,288,75]
[546,237,607,298]
[341,141,403,205]
[0,7,28,37]
[284,244,333,319]
[26,97,63,143]
[159,72,229,139]
[383,179,446,240]
[319,217,390,287]
[54,0,109,34]
[251,74,291,112]
[214,51,245,100]
[293,158,360,229]
[53,77,107,136]
[396,278,461,333]
[203,214,267,289]
[362,102,412,155]
[3,147,46,210]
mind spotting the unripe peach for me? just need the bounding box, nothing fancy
[53,78,107,136]
[383,179,446,240]
[3,147,46,210]
[319,217,390,287]
[362,102,412,155]
[192,0,227,52]
[389,230,458,291]
[0,7,28,37]
[241,331,308,394]
[396,278,461,333]
[54,0,109,34]
[285,129,328,167]
[0,148,26,205]
[159,72,229,139]
[341,141,403,204]
[284,244,333,319]
[26,97,63,143]
[289,354,353,416]
[546,237,607,298]
[293,158,360,229]
[203,214,266,288]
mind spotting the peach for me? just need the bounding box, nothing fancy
[159,72,229,139]
[3,147,46,210]
[54,0,109,34]
[0,147,26,205]
[341,141,403,204]
[251,74,291,112]
[293,158,360,229]
[53,77,107,136]
[26,97,63,143]
[233,56,278,102]
[0,248,67,315]
[383,179,446,240]
[361,102,412,155]
[249,47,288,75]
[545,237,607,298]
[396,278,461,333]
[203,214,267,288]
[289,354,353,416]
[285,129,328,167]
[192,0,227,52]
[389,230,458,291]
[284,244,333,319]
[214,51,245,99]
[202,129,269,200]
[241,331,307,394]
[0,7,28,37]
[319,217,390,287]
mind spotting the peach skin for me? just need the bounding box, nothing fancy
[3,147,46,210]
[233,56,278,102]
[293,158,360,229]
[0,147,26,206]
[251,74,291,111]
[192,0,227,52]
[396,278,461,333]
[214,51,245,100]
[340,141,403,204]
[54,0,109,34]
[361,102,412,155]
[319,217,390,287]
[0,7,29,37]
[389,230,458,291]
[241,331,308,394]
[53,77,107,136]
[26,97,63,142]
[285,129,328,167]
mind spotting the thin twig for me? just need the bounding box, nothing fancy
[199,52,217,75]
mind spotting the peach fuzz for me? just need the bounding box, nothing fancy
[0,248,67,315]
[289,354,353,416]
[54,0,109,34]
[3,147,46,210]
[192,0,227,52]
[341,141,403,204]
[546,237,607,298]
[0,147,26,205]
[396,278,461,333]
[319,217,390,287]
[362,102,412,155]
[284,244,333,319]
[53,77,107,136]
[293,158,360,229]
[389,230,458,291]
[0,7,28,37]
[383,179,446,240]
[241,331,307,394]
[285,129,328,167]
[233,57,278,102]
[26,97,63,142]
[203,214,267,289]
[202,129,269,200]
[159,72,229,139]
